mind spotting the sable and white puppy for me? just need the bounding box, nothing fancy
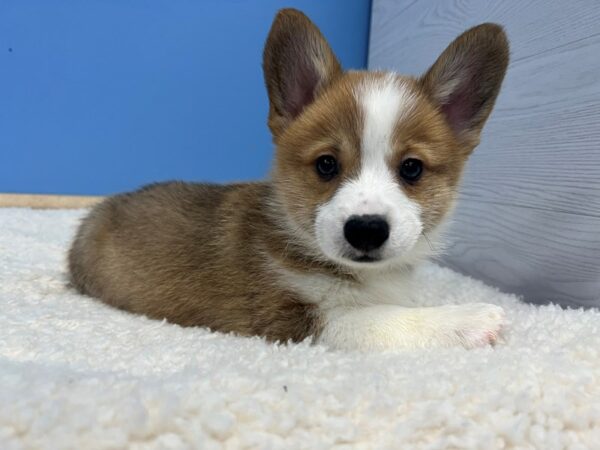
[69,9,509,351]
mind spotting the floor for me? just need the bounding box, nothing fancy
[0,193,102,209]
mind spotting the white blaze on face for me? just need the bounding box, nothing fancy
[315,74,424,266]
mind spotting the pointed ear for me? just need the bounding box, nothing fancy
[419,23,509,147]
[263,9,342,137]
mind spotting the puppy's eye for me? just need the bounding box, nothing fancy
[399,158,423,184]
[315,155,339,181]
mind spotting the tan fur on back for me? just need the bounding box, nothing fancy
[69,182,319,342]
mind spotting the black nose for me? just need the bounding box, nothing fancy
[344,215,389,252]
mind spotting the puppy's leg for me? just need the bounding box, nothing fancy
[317,303,505,351]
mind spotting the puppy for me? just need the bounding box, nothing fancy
[69,9,509,351]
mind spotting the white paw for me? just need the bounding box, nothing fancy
[434,303,506,349]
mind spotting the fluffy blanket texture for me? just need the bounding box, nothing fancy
[1,208,599,450]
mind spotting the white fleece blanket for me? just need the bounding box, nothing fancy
[1,208,599,449]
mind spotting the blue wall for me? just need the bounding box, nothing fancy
[0,1,371,195]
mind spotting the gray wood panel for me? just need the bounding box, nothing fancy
[369,0,600,307]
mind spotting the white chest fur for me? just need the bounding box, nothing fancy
[277,266,419,309]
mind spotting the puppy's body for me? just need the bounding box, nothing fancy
[69,180,502,350]
[69,10,509,351]
[70,181,321,342]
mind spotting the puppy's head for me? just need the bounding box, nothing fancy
[264,9,508,269]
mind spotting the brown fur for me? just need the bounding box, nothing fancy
[69,182,320,342]
[68,9,509,342]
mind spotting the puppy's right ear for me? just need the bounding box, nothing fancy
[263,9,342,137]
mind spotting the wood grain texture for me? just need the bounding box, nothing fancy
[0,194,103,209]
[369,0,600,307]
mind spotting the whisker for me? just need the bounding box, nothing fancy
[422,231,434,252]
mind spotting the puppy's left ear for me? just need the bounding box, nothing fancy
[419,24,509,149]
[263,9,342,137]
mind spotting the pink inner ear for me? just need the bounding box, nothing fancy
[284,62,318,118]
[285,68,318,117]
[441,88,479,133]
[437,55,492,135]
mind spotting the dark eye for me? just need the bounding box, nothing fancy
[315,155,339,181]
[399,158,423,184]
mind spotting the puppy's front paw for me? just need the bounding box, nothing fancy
[445,303,506,349]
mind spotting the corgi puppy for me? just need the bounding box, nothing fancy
[69,9,509,351]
